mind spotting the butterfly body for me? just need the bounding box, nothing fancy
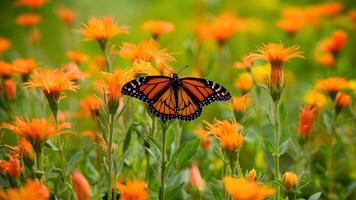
[122,74,231,121]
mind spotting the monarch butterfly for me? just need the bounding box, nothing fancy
[121,73,231,121]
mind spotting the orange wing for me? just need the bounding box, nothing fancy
[176,87,202,121]
[122,76,171,104]
[149,87,177,120]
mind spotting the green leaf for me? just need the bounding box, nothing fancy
[279,102,286,122]
[165,125,175,160]
[122,126,133,153]
[307,192,322,200]
[263,137,274,154]
[176,138,200,169]
[65,151,83,175]
[166,183,184,200]
[279,138,291,156]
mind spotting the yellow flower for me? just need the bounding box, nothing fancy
[116,180,148,200]
[234,72,253,93]
[223,176,275,200]
[142,20,174,38]
[282,171,298,191]
[77,17,128,42]
[304,90,327,111]
[204,119,244,150]
[0,179,49,200]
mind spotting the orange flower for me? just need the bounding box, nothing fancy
[210,12,241,43]
[317,2,343,17]
[77,17,128,42]
[15,0,48,8]
[298,106,316,137]
[13,58,37,76]
[142,20,175,38]
[56,7,76,25]
[336,92,351,108]
[0,155,22,181]
[234,73,253,93]
[116,180,148,200]
[118,40,175,73]
[1,117,70,143]
[19,138,35,161]
[320,30,348,55]
[276,18,306,35]
[80,95,101,118]
[30,29,41,45]
[188,164,204,191]
[0,179,49,200]
[204,119,244,150]
[232,94,251,113]
[15,13,42,27]
[25,68,79,102]
[71,170,91,200]
[66,51,88,65]
[233,54,255,70]
[223,176,275,200]
[194,22,211,41]
[4,79,16,100]
[316,52,335,67]
[246,169,257,182]
[348,9,356,22]
[282,171,298,191]
[0,37,11,54]
[250,43,303,100]
[315,77,348,97]
[194,127,211,150]
[0,61,15,78]
[127,60,160,76]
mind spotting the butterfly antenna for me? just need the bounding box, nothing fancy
[177,65,189,75]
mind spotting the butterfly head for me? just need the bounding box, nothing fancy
[172,73,181,86]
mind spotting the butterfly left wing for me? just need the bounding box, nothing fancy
[180,77,231,106]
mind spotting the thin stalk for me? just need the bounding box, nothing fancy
[104,46,112,72]
[273,101,280,200]
[235,150,243,178]
[108,113,115,200]
[160,123,168,200]
[35,150,43,180]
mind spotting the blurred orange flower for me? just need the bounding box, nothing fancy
[142,20,174,38]
[66,51,88,65]
[320,30,347,55]
[56,7,76,25]
[80,95,101,118]
[116,180,148,200]
[315,52,335,67]
[204,119,244,150]
[0,37,11,54]
[315,77,348,96]
[71,170,91,200]
[194,127,211,150]
[25,68,79,102]
[0,61,15,78]
[1,117,71,143]
[210,12,241,44]
[128,60,160,76]
[13,58,37,76]
[282,171,298,191]
[232,94,251,113]
[234,72,253,93]
[77,17,128,42]
[19,138,35,160]
[63,63,87,81]
[4,79,16,100]
[298,106,316,137]
[188,164,204,190]
[276,18,306,35]
[223,176,275,200]
[0,179,49,200]
[15,0,47,8]
[317,2,343,17]
[31,29,41,45]
[0,155,22,181]
[336,92,351,108]
[15,13,42,27]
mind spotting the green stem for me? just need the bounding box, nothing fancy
[160,123,168,200]
[35,149,43,180]
[235,150,243,178]
[273,101,280,200]
[108,113,115,200]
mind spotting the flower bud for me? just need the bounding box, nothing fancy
[282,171,298,191]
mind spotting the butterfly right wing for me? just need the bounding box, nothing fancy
[121,76,171,104]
